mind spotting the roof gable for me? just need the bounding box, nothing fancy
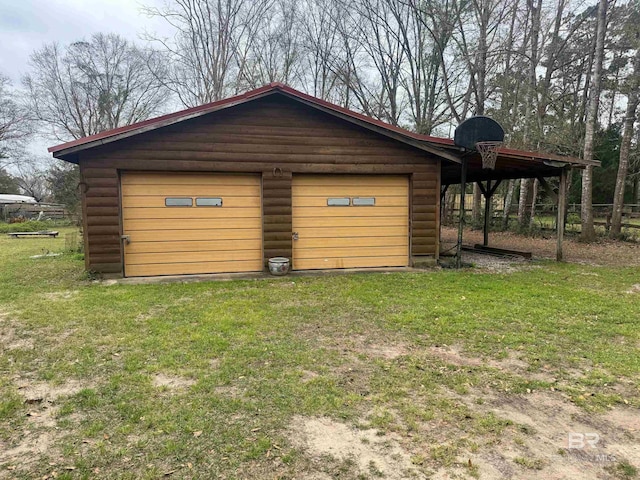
[48,82,597,171]
[49,84,460,163]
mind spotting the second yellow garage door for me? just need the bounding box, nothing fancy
[121,172,262,276]
[292,175,409,270]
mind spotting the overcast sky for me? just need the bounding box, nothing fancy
[0,0,166,84]
[1,0,170,160]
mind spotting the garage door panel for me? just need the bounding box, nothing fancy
[125,218,261,231]
[295,245,408,259]
[293,206,408,218]
[130,228,262,242]
[292,185,407,197]
[122,184,260,196]
[123,207,261,220]
[126,239,261,254]
[296,226,407,238]
[122,172,262,276]
[292,175,409,270]
[294,216,408,228]
[123,196,261,208]
[294,256,408,270]
[126,259,264,277]
[126,249,263,265]
[294,236,408,248]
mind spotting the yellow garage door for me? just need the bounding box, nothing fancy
[121,172,262,277]
[292,175,409,270]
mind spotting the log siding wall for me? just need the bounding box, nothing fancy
[262,170,293,262]
[78,95,440,275]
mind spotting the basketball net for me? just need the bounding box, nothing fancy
[475,141,502,170]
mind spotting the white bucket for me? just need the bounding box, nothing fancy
[268,257,290,276]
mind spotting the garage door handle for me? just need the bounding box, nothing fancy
[121,235,131,245]
[292,232,299,241]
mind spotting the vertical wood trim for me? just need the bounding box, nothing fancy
[411,171,438,258]
[81,161,122,274]
[262,170,292,266]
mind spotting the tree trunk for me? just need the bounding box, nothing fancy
[502,179,516,229]
[529,178,539,229]
[518,178,530,227]
[610,47,640,236]
[580,0,608,241]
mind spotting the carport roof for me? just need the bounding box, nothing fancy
[49,83,598,180]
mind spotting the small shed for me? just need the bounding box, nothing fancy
[49,83,594,277]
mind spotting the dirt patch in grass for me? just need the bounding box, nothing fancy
[428,344,538,375]
[214,385,243,397]
[442,226,640,267]
[41,290,79,301]
[300,370,319,383]
[345,334,410,360]
[152,373,195,390]
[365,343,410,360]
[0,310,33,351]
[0,379,87,471]
[16,379,85,403]
[0,327,34,351]
[626,284,640,294]
[447,391,640,479]
[603,408,640,433]
[315,331,410,361]
[290,416,424,479]
[0,404,59,469]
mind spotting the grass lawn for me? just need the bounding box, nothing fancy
[0,228,639,479]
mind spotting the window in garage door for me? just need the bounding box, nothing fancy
[121,172,263,277]
[292,175,409,270]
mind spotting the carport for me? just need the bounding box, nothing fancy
[422,135,600,265]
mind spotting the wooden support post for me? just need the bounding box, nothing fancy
[557,168,568,261]
[477,179,501,247]
[456,160,467,268]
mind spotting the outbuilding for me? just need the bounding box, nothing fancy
[49,83,595,277]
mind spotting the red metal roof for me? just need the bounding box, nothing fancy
[48,82,595,167]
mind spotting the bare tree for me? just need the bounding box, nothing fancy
[14,161,49,202]
[393,0,456,134]
[142,0,273,107]
[342,0,407,125]
[239,0,301,88]
[0,74,31,166]
[580,0,608,241]
[24,33,169,141]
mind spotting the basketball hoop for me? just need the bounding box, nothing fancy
[475,141,502,170]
